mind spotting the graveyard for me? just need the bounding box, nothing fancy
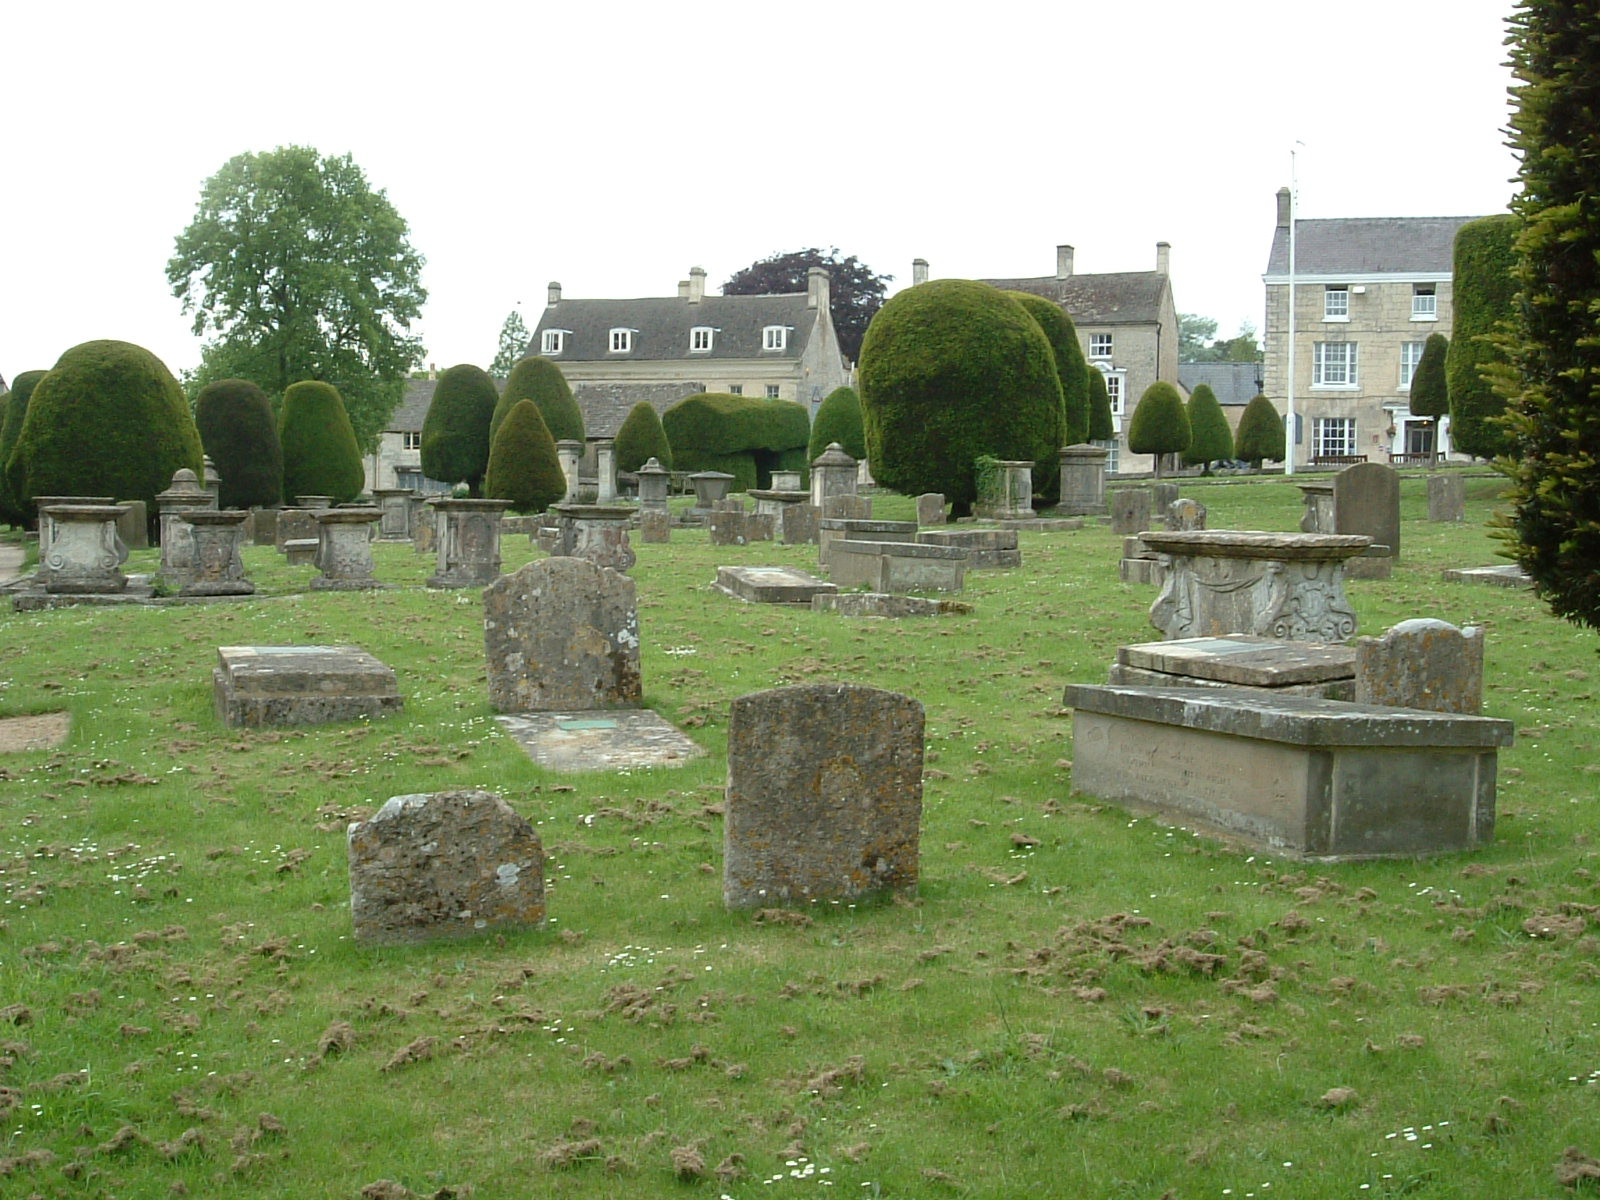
[1,471,1599,1197]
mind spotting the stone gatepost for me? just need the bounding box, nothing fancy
[296,495,335,511]
[311,507,382,590]
[155,470,213,591]
[635,458,672,513]
[810,443,858,508]
[551,503,636,572]
[202,455,222,505]
[181,509,254,596]
[688,471,736,519]
[40,503,130,594]
[973,460,1033,520]
[1141,530,1372,643]
[34,495,113,585]
[428,498,512,588]
[556,440,583,503]
[770,469,803,491]
[1058,444,1110,516]
[372,488,417,539]
[594,439,618,504]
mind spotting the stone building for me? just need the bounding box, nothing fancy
[1262,189,1483,464]
[1176,361,1263,450]
[978,243,1181,475]
[525,267,852,434]
[363,376,497,495]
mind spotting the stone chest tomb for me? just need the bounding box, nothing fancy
[214,645,404,728]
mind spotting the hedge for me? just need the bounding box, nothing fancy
[0,369,48,526]
[497,356,583,445]
[1446,214,1518,460]
[662,392,810,491]
[807,385,866,464]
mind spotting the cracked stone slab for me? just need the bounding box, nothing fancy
[495,709,704,771]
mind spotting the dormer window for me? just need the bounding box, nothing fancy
[609,328,634,353]
[1412,287,1437,320]
[1089,332,1113,359]
[1324,287,1350,320]
[690,326,714,353]
[541,329,568,355]
[762,325,789,352]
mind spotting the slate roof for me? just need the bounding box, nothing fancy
[573,382,705,439]
[979,271,1169,325]
[1265,216,1483,276]
[530,293,818,362]
[1178,362,1263,408]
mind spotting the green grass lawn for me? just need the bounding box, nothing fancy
[0,472,1596,1199]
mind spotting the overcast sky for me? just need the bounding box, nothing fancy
[5,0,1518,384]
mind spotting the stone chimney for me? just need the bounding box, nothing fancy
[912,258,929,286]
[1156,242,1171,275]
[678,279,690,299]
[688,266,706,304]
[1056,245,1074,279]
[1276,187,1291,228]
[807,266,830,311]
[547,281,561,305]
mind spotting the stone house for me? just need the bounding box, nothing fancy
[978,243,1181,475]
[525,267,852,437]
[1262,189,1483,464]
[364,376,500,495]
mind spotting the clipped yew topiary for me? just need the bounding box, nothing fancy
[1234,394,1286,468]
[1006,292,1088,505]
[1408,333,1450,460]
[807,385,866,463]
[195,378,283,509]
[495,356,583,446]
[1086,365,1116,443]
[1181,383,1234,473]
[484,399,565,514]
[0,369,48,527]
[662,392,811,492]
[1127,381,1191,480]
[859,279,1061,516]
[614,400,673,473]
[7,341,202,516]
[421,363,499,496]
[279,380,364,503]
[1446,214,1518,461]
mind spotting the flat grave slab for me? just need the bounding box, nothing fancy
[1441,565,1533,589]
[1112,635,1356,700]
[12,584,156,612]
[715,565,837,605]
[214,645,403,728]
[1064,683,1513,862]
[495,709,705,771]
[991,516,1084,532]
[813,593,973,618]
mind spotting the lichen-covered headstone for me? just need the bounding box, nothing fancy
[915,493,946,527]
[1166,498,1207,531]
[1110,489,1151,535]
[1354,619,1484,715]
[639,509,671,544]
[348,789,544,945]
[484,557,641,713]
[724,683,923,908]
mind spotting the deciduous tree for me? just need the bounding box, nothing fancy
[723,248,891,364]
[167,146,426,451]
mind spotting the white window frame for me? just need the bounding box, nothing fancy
[540,329,567,355]
[1412,287,1437,321]
[1323,287,1350,321]
[1101,367,1126,417]
[1313,417,1358,458]
[690,326,714,353]
[1312,342,1358,389]
[609,328,634,353]
[762,325,789,352]
[1399,341,1425,390]
[764,384,781,399]
[1089,332,1113,359]
[1098,438,1120,475]
[402,431,422,452]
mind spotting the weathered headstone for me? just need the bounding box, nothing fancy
[213,645,403,727]
[820,493,871,520]
[1150,481,1179,514]
[372,488,417,539]
[709,510,751,547]
[769,469,803,491]
[916,493,946,527]
[818,518,918,571]
[1166,498,1207,531]
[180,510,254,597]
[594,439,618,504]
[1143,530,1371,643]
[116,500,149,551]
[781,502,820,545]
[1058,443,1110,516]
[250,508,278,547]
[347,789,544,945]
[155,471,212,590]
[428,498,512,588]
[1427,474,1465,523]
[201,456,222,505]
[275,507,318,550]
[1109,489,1151,536]
[639,509,671,544]
[724,683,924,908]
[311,508,382,590]
[715,495,747,513]
[1064,683,1512,861]
[1354,619,1484,715]
[1334,462,1400,579]
[484,558,641,713]
[974,460,1033,520]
